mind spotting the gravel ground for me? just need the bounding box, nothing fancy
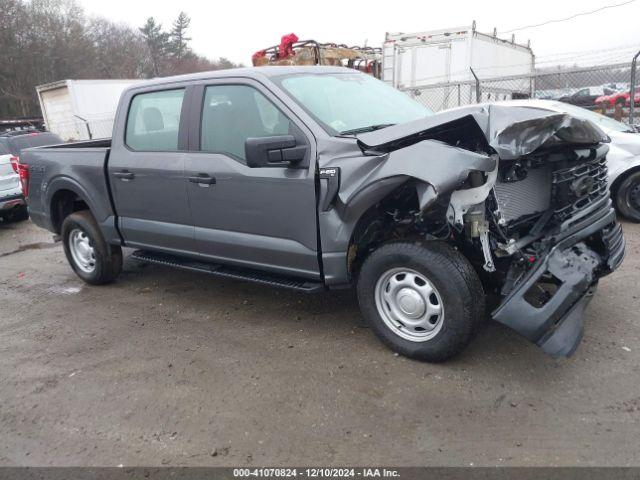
[1,219,639,467]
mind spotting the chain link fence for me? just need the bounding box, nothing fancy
[402,61,639,125]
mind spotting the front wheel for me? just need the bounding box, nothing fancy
[357,242,485,362]
[61,210,122,285]
[614,171,640,223]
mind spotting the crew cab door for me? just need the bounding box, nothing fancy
[183,80,320,279]
[108,86,196,253]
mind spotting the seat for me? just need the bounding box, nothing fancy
[142,107,164,132]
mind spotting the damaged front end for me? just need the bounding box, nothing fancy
[353,104,625,357]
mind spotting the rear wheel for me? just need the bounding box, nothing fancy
[615,171,640,222]
[61,210,122,284]
[357,242,485,362]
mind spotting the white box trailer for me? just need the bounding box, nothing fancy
[383,23,535,111]
[36,79,144,141]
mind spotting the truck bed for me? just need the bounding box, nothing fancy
[22,139,116,236]
[44,138,112,149]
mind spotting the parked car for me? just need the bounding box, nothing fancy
[596,86,640,108]
[0,130,63,222]
[558,86,616,107]
[500,100,640,222]
[22,67,624,361]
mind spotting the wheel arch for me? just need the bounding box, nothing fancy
[610,163,640,200]
[343,178,446,279]
[46,177,96,234]
[610,165,640,221]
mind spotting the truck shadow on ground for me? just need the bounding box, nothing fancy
[119,253,561,375]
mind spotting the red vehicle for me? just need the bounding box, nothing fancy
[596,86,640,108]
[625,90,640,107]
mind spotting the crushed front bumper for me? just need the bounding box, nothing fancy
[492,204,625,357]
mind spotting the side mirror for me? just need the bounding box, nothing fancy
[245,135,307,168]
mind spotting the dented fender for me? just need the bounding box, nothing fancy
[317,103,610,286]
[316,141,496,258]
[337,140,496,207]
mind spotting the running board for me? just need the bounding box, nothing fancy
[130,250,325,293]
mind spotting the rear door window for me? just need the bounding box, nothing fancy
[126,89,185,152]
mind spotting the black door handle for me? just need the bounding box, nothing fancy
[114,170,134,181]
[188,174,216,185]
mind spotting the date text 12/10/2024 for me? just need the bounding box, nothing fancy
[233,468,401,478]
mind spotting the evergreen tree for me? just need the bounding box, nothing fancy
[139,17,169,76]
[170,12,191,59]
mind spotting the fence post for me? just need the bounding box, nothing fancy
[73,115,92,140]
[530,74,535,100]
[630,50,640,126]
[470,68,481,103]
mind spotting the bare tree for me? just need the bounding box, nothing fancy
[0,0,243,117]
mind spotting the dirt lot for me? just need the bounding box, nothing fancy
[1,219,639,467]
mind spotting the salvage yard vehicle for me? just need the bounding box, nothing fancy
[0,130,63,222]
[253,34,382,78]
[596,86,640,109]
[382,24,535,109]
[557,86,617,108]
[21,67,625,361]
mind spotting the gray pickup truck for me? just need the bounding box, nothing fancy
[22,66,625,361]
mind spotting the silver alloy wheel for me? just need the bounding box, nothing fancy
[68,228,96,274]
[374,267,444,342]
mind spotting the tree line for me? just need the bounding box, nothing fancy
[0,0,241,118]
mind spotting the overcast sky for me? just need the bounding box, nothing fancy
[79,0,640,66]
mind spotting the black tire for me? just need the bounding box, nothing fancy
[614,171,640,223]
[0,205,28,223]
[61,210,122,285]
[357,241,485,362]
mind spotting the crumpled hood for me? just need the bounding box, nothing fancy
[356,103,610,160]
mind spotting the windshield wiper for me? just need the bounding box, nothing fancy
[340,123,396,135]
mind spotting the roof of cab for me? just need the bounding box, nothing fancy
[125,66,355,91]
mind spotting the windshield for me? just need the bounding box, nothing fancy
[274,72,433,135]
[552,102,634,133]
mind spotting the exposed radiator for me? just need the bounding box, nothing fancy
[493,166,552,222]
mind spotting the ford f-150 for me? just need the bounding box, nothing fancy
[21,66,625,361]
